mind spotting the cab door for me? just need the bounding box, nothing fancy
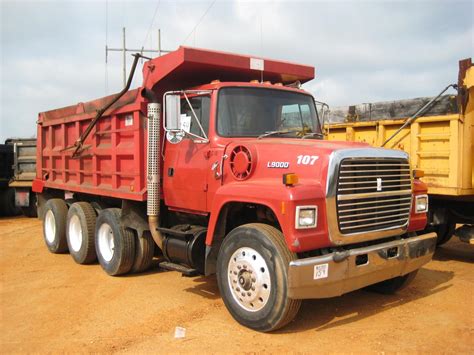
[163,95,211,212]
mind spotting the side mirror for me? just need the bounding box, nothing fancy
[322,107,329,136]
[314,99,330,137]
[165,94,181,131]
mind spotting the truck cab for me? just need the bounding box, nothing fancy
[162,81,322,211]
[157,75,436,330]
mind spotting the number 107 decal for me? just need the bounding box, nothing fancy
[297,155,319,165]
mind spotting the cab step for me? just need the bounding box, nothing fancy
[159,261,198,277]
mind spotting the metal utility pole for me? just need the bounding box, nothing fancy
[158,29,161,57]
[106,27,172,86]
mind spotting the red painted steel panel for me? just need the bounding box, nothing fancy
[36,89,148,201]
[143,46,315,92]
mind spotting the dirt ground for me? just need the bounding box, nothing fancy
[1,216,473,353]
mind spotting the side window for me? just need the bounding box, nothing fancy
[181,96,210,137]
[281,104,301,129]
[280,103,312,129]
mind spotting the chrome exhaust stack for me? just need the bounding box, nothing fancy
[147,102,164,250]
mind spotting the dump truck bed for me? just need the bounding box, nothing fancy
[7,138,37,188]
[0,143,14,188]
[36,88,146,201]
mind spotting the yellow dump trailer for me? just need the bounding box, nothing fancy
[326,59,474,245]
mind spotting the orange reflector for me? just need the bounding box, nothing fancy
[283,173,299,186]
[281,201,286,215]
[413,169,425,179]
[210,79,220,84]
[250,80,259,83]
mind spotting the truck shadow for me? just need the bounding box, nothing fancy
[183,276,221,300]
[123,259,170,278]
[278,267,454,334]
[433,240,474,264]
[124,262,221,302]
[123,260,455,333]
[124,260,222,299]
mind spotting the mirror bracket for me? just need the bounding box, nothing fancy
[162,90,211,143]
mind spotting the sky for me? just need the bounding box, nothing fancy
[1,0,473,142]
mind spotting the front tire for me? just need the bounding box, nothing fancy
[216,223,301,332]
[43,198,69,253]
[66,202,97,264]
[95,208,135,276]
[435,222,455,246]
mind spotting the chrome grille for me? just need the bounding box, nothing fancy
[336,158,411,235]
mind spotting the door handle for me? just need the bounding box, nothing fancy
[212,154,228,179]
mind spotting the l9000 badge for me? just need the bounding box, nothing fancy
[267,161,290,168]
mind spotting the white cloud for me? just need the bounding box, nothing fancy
[0,0,472,142]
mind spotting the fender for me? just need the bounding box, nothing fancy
[206,178,330,253]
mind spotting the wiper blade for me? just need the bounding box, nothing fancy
[257,130,301,139]
[258,129,324,139]
[302,132,324,139]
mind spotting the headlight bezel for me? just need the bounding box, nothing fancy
[415,194,429,214]
[295,205,318,229]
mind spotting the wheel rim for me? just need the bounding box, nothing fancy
[68,214,83,252]
[98,223,114,262]
[227,247,271,312]
[44,210,56,244]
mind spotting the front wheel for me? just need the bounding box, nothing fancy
[216,223,301,332]
[435,222,455,246]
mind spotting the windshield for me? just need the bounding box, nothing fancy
[217,87,321,138]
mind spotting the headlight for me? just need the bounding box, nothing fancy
[415,195,429,213]
[295,206,317,229]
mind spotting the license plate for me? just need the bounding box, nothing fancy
[314,263,329,280]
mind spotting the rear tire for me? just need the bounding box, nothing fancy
[216,223,301,332]
[366,270,418,294]
[95,208,135,276]
[2,188,21,216]
[21,193,37,218]
[43,199,69,253]
[131,231,155,273]
[0,190,7,216]
[66,202,97,264]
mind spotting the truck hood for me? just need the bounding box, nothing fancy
[222,138,373,189]
[245,138,370,154]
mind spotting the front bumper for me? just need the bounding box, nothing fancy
[288,232,437,299]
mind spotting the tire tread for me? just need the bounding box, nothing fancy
[217,222,301,332]
[250,223,302,331]
[95,208,135,276]
[67,202,97,264]
[79,202,98,264]
[44,198,68,253]
[131,231,155,273]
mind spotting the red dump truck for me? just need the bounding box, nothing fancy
[33,47,436,331]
